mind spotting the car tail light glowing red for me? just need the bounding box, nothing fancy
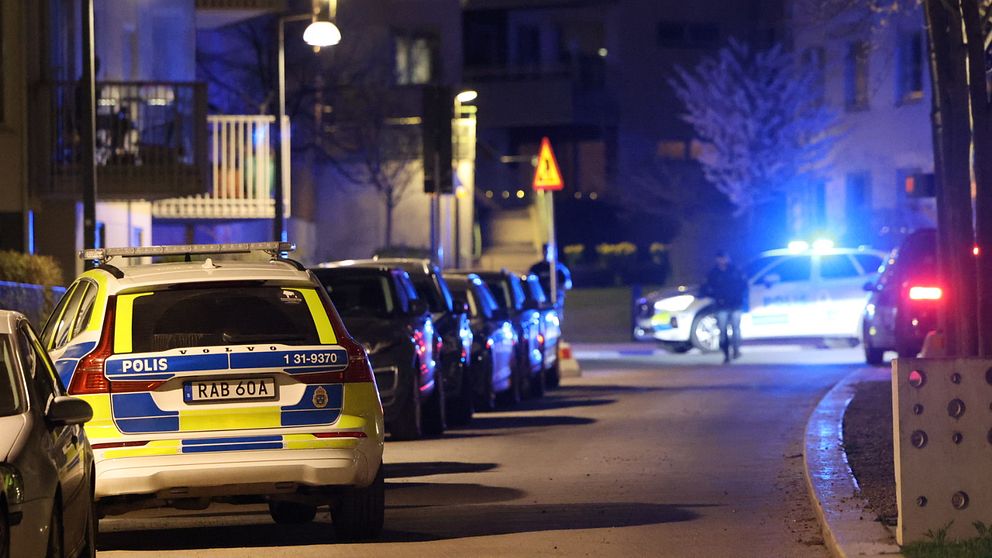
[68,298,116,395]
[908,286,943,301]
[341,338,374,383]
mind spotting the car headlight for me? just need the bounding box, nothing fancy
[0,464,24,505]
[653,294,695,313]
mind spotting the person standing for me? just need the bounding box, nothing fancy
[700,250,748,363]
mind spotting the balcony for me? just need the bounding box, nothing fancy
[152,115,290,220]
[30,81,208,200]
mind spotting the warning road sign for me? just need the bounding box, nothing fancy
[532,137,564,191]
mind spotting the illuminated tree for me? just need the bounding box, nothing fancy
[668,39,839,218]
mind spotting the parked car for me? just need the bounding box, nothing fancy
[862,228,938,364]
[468,269,545,399]
[312,264,445,439]
[635,243,887,352]
[443,273,517,410]
[519,273,562,389]
[45,243,384,539]
[368,258,475,425]
[1,310,95,558]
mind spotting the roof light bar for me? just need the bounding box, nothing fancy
[79,242,295,262]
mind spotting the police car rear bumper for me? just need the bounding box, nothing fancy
[634,313,693,342]
[94,445,382,501]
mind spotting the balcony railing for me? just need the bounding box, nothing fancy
[30,81,208,199]
[152,115,290,220]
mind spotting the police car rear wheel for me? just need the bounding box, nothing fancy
[268,501,316,525]
[332,468,385,541]
[690,312,721,353]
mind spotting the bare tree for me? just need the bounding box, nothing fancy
[668,39,839,219]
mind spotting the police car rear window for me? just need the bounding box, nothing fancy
[128,286,322,353]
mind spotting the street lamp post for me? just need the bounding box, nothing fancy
[273,3,341,242]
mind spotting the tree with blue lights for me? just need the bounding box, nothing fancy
[668,39,839,219]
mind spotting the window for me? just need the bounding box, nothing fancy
[846,172,872,245]
[129,286,323,353]
[395,33,437,85]
[845,40,870,111]
[759,257,811,283]
[321,275,396,317]
[72,281,99,339]
[657,140,687,160]
[41,282,81,350]
[20,325,64,409]
[0,339,22,417]
[513,24,540,68]
[657,21,720,48]
[485,279,513,310]
[897,30,924,103]
[54,282,90,349]
[745,256,784,279]
[853,254,883,274]
[819,255,859,279]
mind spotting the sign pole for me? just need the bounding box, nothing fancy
[548,190,557,305]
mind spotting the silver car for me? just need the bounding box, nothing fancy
[0,311,95,558]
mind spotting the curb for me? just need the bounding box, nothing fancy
[803,367,904,558]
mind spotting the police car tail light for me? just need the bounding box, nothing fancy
[908,285,943,301]
[69,298,116,395]
[340,338,374,383]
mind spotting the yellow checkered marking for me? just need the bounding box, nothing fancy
[78,394,121,441]
[295,288,337,344]
[283,434,360,450]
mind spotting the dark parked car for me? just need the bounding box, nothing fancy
[312,265,445,439]
[468,269,544,399]
[862,228,938,364]
[443,273,517,409]
[520,273,562,388]
[369,258,475,425]
[1,311,95,558]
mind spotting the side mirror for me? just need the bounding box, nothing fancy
[409,299,428,316]
[762,273,781,288]
[47,396,93,426]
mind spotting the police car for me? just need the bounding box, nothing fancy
[42,243,384,538]
[634,242,886,352]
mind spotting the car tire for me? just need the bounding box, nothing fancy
[388,363,423,441]
[863,330,885,365]
[45,497,63,558]
[658,341,692,354]
[447,363,475,426]
[475,352,496,412]
[690,311,721,353]
[546,355,561,389]
[421,367,446,438]
[0,499,10,558]
[268,501,317,525]
[332,467,385,542]
[496,355,523,407]
[530,361,546,398]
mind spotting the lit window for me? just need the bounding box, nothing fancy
[897,30,924,104]
[657,140,687,160]
[395,33,436,85]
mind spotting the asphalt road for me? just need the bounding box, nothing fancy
[96,345,862,557]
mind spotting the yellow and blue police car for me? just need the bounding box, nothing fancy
[41,242,385,539]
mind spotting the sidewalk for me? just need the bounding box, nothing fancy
[803,366,903,558]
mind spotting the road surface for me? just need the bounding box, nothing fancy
[97,345,861,557]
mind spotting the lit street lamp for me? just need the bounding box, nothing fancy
[274,0,341,242]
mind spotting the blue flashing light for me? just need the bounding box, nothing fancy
[787,240,809,253]
[812,238,835,251]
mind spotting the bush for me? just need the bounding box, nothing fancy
[0,251,66,328]
[0,250,64,287]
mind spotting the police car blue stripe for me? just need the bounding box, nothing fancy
[181,436,284,453]
[183,435,282,445]
[55,360,79,387]
[115,416,180,433]
[62,341,97,359]
[111,393,177,419]
[280,385,343,411]
[281,409,339,426]
[230,350,347,371]
[105,354,229,377]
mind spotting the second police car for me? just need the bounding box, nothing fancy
[42,243,385,539]
[635,242,886,352]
